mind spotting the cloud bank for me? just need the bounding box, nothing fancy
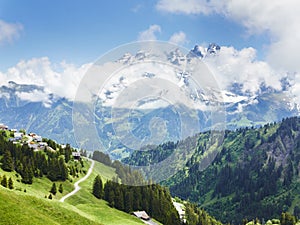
[0,57,91,101]
[156,0,300,73]
[203,46,282,95]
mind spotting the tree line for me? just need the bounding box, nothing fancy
[92,174,181,225]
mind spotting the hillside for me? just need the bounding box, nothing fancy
[0,158,144,225]
[124,117,300,223]
[0,127,223,225]
[0,186,103,225]
[2,122,298,225]
[0,128,145,225]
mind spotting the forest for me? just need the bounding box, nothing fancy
[124,117,300,223]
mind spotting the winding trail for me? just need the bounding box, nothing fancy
[60,158,95,203]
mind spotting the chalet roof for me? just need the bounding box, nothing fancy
[132,211,150,220]
[0,124,8,129]
[72,152,81,156]
[14,132,23,138]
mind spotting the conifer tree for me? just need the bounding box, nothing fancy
[92,175,103,199]
[50,183,57,195]
[124,191,134,213]
[114,186,124,211]
[1,175,7,188]
[21,166,33,184]
[8,177,13,189]
[64,144,72,163]
[58,183,63,193]
[58,157,68,181]
[48,193,52,199]
[1,150,14,172]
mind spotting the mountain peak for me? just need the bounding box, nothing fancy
[207,43,221,55]
[188,45,204,58]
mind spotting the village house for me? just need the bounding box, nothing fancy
[29,133,36,137]
[33,135,42,142]
[0,124,8,130]
[28,143,39,150]
[38,142,48,148]
[13,132,23,140]
[72,152,81,160]
[132,211,150,221]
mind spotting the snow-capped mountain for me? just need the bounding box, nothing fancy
[0,81,75,145]
[0,43,299,159]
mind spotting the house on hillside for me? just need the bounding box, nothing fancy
[28,143,38,150]
[14,132,23,140]
[72,152,81,160]
[29,133,36,137]
[0,124,8,130]
[38,142,48,149]
[33,135,42,142]
[132,211,150,221]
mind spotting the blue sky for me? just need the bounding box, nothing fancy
[0,0,270,69]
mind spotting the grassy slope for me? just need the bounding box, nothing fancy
[0,159,90,200]
[0,186,102,225]
[0,158,144,225]
[64,160,144,225]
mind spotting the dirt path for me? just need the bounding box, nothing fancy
[59,158,95,202]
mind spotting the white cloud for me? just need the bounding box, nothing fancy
[16,90,49,103]
[216,0,300,73]
[156,0,216,15]
[169,31,188,45]
[156,0,300,73]
[138,24,161,41]
[0,57,91,101]
[156,0,300,104]
[0,19,23,44]
[204,46,282,95]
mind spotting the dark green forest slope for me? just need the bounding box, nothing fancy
[124,117,300,223]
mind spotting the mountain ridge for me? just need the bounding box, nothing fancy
[0,43,299,156]
[123,116,300,223]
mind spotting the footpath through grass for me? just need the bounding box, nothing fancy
[0,158,143,225]
[64,159,144,225]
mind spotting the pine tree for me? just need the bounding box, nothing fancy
[114,186,124,210]
[48,193,52,199]
[47,158,60,181]
[124,190,134,213]
[58,183,63,193]
[64,144,72,163]
[50,183,57,195]
[92,175,103,199]
[21,166,33,184]
[1,175,7,188]
[1,150,14,172]
[8,177,13,189]
[58,157,68,181]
